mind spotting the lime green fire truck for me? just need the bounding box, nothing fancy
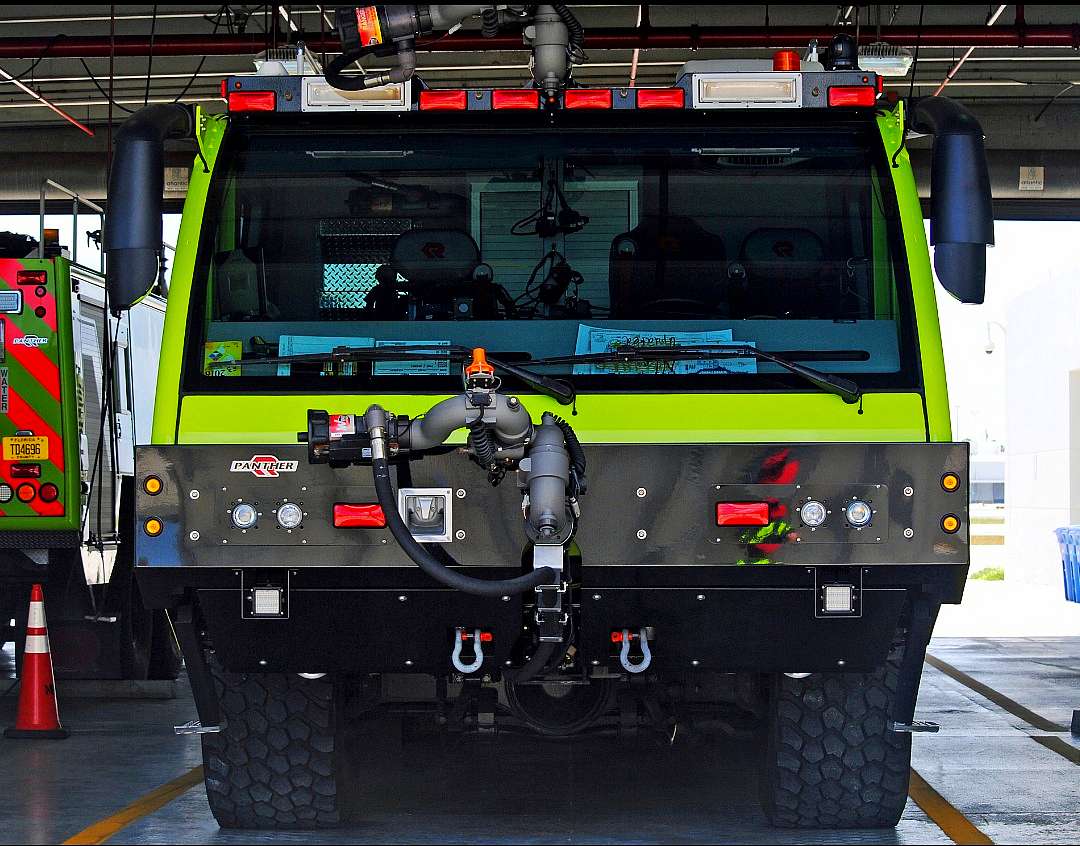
[106,5,992,832]
[0,205,178,680]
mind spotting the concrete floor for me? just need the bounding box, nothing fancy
[0,634,1076,845]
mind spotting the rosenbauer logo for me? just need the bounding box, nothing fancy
[229,455,299,478]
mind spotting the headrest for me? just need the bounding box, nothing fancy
[612,215,725,261]
[391,229,480,286]
[740,228,825,265]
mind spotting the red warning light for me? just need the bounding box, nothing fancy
[773,50,801,72]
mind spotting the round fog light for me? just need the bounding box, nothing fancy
[276,502,304,529]
[800,500,827,527]
[231,502,258,530]
[845,500,873,527]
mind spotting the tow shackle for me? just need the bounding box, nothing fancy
[451,627,485,674]
[619,627,652,674]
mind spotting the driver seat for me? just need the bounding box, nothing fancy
[371,229,504,319]
[609,216,727,318]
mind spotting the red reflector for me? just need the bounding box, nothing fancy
[636,88,686,109]
[16,270,47,286]
[773,50,801,71]
[564,89,612,110]
[492,89,539,110]
[10,464,42,479]
[39,483,59,503]
[219,78,228,99]
[419,89,468,111]
[828,86,877,107]
[716,502,770,527]
[227,91,276,112]
[333,503,386,528]
[875,75,884,94]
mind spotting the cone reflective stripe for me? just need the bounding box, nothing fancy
[5,584,69,740]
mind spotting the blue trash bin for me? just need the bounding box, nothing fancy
[1055,527,1080,603]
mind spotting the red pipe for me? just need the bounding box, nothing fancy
[0,25,1077,59]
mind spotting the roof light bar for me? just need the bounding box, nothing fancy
[492,89,539,110]
[227,90,276,112]
[693,73,802,109]
[303,77,410,111]
[635,88,686,109]
[827,86,877,107]
[564,89,613,110]
[419,89,468,110]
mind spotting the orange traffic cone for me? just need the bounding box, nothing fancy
[4,584,69,740]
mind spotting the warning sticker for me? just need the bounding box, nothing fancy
[203,341,243,377]
[356,6,384,48]
[329,414,356,440]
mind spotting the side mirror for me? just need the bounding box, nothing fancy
[104,104,193,313]
[912,97,994,304]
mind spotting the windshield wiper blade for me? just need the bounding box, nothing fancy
[534,344,862,405]
[238,344,577,406]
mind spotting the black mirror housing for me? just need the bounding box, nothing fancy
[912,97,994,304]
[104,104,194,313]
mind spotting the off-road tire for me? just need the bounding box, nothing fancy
[760,634,912,829]
[201,658,351,829]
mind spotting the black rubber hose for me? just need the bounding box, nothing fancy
[501,640,559,683]
[480,7,500,38]
[551,4,585,49]
[372,457,556,597]
[325,49,369,91]
[549,415,585,477]
[468,425,499,472]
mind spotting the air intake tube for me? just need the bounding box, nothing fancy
[104,104,194,314]
[912,96,994,304]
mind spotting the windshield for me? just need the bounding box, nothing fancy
[186,121,916,393]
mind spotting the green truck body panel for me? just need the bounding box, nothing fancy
[154,108,951,448]
[0,257,81,532]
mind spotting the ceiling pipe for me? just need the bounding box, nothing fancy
[0,63,94,135]
[0,25,1078,59]
[933,5,1010,96]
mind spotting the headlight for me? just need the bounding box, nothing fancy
[276,502,304,529]
[845,500,873,528]
[231,502,258,530]
[800,500,827,527]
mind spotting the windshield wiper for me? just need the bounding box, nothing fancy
[239,344,577,406]
[533,344,862,405]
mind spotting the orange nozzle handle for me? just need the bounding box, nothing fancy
[465,347,495,379]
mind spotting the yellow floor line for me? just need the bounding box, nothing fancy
[62,766,204,845]
[909,768,995,845]
[924,653,1068,733]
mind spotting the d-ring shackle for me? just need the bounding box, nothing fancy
[452,627,485,674]
[619,627,652,674]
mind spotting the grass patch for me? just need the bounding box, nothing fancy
[970,566,1005,581]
